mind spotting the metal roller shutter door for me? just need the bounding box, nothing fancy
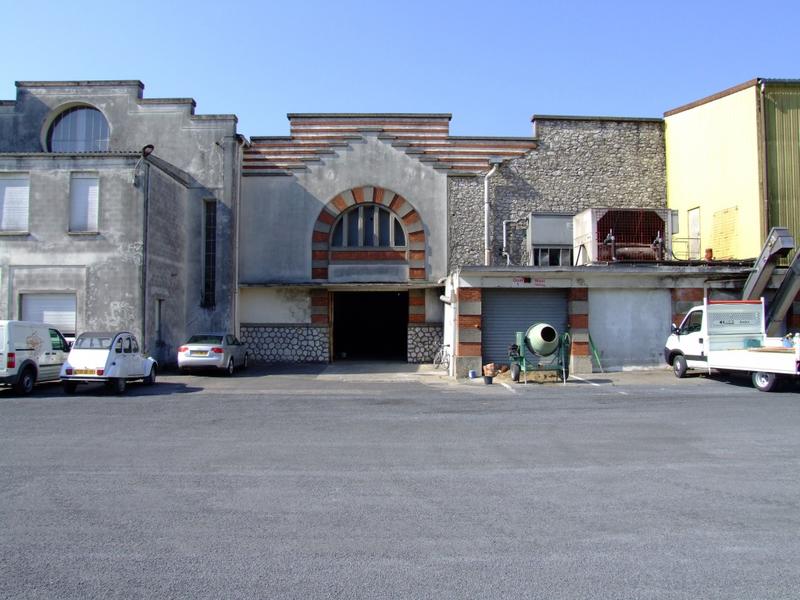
[21,294,77,336]
[481,289,568,364]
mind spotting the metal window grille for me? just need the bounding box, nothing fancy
[202,200,217,308]
[331,204,407,248]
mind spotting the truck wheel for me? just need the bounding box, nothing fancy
[14,368,35,395]
[752,371,778,392]
[510,363,521,382]
[62,381,77,394]
[673,355,688,378]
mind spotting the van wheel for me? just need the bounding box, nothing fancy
[112,378,127,395]
[752,371,778,392]
[14,368,35,395]
[62,381,77,394]
[673,355,688,378]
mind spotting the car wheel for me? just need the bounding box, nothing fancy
[144,366,157,386]
[226,358,235,376]
[62,381,77,394]
[14,368,35,395]
[752,371,778,392]
[243,353,249,370]
[112,378,127,395]
[673,355,688,379]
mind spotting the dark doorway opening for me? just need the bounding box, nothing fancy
[333,291,408,360]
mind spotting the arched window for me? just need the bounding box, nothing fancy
[331,204,406,248]
[47,106,110,152]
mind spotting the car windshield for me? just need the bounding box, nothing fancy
[74,334,115,349]
[186,335,224,345]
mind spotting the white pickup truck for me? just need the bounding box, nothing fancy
[664,298,799,392]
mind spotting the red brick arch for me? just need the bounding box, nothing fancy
[310,185,426,281]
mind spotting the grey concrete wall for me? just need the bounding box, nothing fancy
[0,156,144,337]
[449,118,666,269]
[240,133,448,284]
[0,81,240,353]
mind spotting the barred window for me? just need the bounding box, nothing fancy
[202,200,217,308]
[331,204,406,248]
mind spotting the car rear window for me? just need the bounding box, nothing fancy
[74,335,114,349]
[187,335,224,344]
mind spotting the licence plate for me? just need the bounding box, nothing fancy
[75,369,95,375]
[190,351,208,356]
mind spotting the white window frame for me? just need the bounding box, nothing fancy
[0,173,30,232]
[69,172,100,233]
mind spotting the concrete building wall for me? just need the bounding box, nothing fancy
[0,156,144,336]
[239,288,311,324]
[664,84,763,259]
[240,133,448,284]
[0,81,239,359]
[449,117,666,269]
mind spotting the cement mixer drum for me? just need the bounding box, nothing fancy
[525,322,559,356]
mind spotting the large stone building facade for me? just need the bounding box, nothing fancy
[4,78,791,375]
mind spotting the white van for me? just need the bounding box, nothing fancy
[0,321,71,395]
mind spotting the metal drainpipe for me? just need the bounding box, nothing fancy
[141,160,150,353]
[484,163,499,266]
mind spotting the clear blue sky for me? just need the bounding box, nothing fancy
[2,0,798,138]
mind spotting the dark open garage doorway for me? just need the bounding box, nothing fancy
[332,291,408,360]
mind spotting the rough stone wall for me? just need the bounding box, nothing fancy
[407,324,443,363]
[240,325,328,363]
[449,118,666,269]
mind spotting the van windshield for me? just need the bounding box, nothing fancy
[74,334,114,349]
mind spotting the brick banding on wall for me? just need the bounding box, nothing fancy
[310,186,427,281]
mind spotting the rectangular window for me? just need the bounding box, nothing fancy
[69,173,99,232]
[533,246,573,266]
[0,174,30,232]
[202,200,217,308]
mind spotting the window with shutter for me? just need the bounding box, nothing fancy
[0,175,30,232]
[69,173,99,232]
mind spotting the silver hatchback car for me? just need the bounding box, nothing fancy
[177,334,249,375]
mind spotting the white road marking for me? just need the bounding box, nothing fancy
[569,375,601,387]
[499,382,517,393]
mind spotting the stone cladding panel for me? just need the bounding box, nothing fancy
[448,119,666,269]
[407,324,443,363]
[241,325,328,363]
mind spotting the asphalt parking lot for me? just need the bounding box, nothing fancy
[1,365,799,599]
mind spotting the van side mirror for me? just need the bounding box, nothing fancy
[671,324,679,334]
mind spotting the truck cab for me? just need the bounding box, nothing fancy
[665,308,707,376]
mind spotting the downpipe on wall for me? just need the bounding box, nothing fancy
[483,159,502,266]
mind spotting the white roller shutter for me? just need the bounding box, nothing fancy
[0,175,29,231]
[481,289,568,364]
[70,174,99,232]
[21,294,77,336]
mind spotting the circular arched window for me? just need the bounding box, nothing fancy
[47,106,110,152]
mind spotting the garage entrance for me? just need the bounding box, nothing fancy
[332,291,408,360]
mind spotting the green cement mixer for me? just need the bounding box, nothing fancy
[508,322,571,384]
